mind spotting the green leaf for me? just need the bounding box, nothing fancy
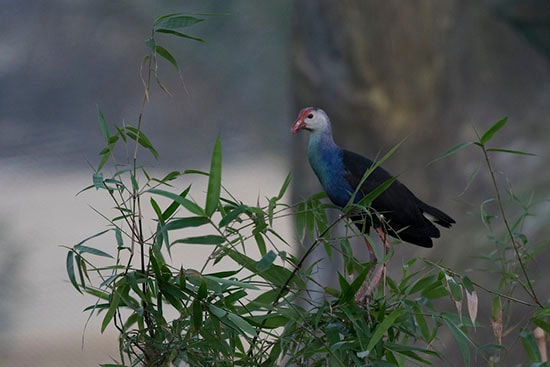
[161,186,191,220]
[93,172,105,190]
[66,251,81,293]
[485,148,536,156]
[254,232,267,256]
[192,299,202,331]
[219,205,246,227]
[276,173,292,200]
[480,117,507,145]
[153,170,181,184]
[155,29,206,43]
[124,126,159,159]
[75,245,113,259]
[75,229,110,247]
[365,308,404,353]
[165,217,209,230]
[148,188,204,216]
[154,15,204,30]
[429,141,474,165]
[255,250,276,272]
[155,45,179,70]
[202,275,258,290]
[520,328,541,362]
[413,305,432,342]
[226,313,257,336]
[172,235,225,245]
[462,276,475,293]
[205,136,222,217]
[97,106,109,141]
[443,315,472,366]
[101,291,120,333]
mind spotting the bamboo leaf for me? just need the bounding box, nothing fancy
[124,126,159,159]
[154,15,204,30]
[429,141,474,165]
[172,235,225,245]
[205,136,222,217]
[486,148,536,156]
[254,233,267,256]
[93,172,105,190]
[97,106,109,141]
[192,299,202,331]
[66,251,82,293]
[148,188,204,216]
[75,245,113,259]
[155,45,179,70]
[255,250,276,272]
[202,275,258,290]
[443,315,472,366]
[155,29,206,43]
[161,186,191,220]
[365,308,404,354]
[101,291,120,333]
[276,173,292,200]
[75,229,110,247]
[165,217,209,230]
[480,117,507,145]
[520,328,541,362]
[219,205,246,227]
[226,313,257,336]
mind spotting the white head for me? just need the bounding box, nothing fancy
[291,107,331,134]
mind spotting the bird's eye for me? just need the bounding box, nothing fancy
[307,113,313,119]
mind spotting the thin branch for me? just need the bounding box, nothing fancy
[480,146,542,307]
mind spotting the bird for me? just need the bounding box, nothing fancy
[291,107,455,299]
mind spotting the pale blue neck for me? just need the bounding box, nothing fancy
[307,129,341,184]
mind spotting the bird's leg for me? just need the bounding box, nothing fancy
[355,235,384,303]
[355,227,392,304]
[375,227,391,294]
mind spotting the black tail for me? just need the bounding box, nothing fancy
[420,203,455,229]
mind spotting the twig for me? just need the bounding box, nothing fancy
[480,146,542,307]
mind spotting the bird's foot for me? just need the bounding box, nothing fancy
[354,262,386,305]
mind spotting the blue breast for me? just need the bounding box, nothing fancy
[307,134,356,207]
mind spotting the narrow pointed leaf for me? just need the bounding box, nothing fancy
[365,308,404,353]
[486,148,536,156]
[148,188,204,216]
[480,117,507,145]
[444,316,472,366]
[101,292,120,333]
[125,126,159,159]
[75,245,113,258]
[154,15,204,30]
[205,136,222,217]
[155,45,179,70]
[255,250,276,272]
[429,141,474,165]
[276,173,292,200]
[172,235,224,245]
[165,217,209,230]
[97,107,109,141]
[66,251,81,293]
[155,29,206,43]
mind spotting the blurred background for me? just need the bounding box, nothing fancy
[0,0,549,366]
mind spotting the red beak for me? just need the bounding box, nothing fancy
[291,117,306,134]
